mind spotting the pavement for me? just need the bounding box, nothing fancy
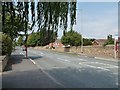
[2,47,63,88]
[2,46,119,89]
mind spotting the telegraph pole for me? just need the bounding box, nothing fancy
[81,9,83,53]
[114,34,118,59]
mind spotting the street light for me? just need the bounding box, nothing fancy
[76,8,83,53]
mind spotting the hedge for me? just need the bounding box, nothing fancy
[0,32,12,55]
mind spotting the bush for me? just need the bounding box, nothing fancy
[17,36,24,46]
[61,30,81,46]
[27,33,38,47]
[0,32,12,55]
[83,38,92,46]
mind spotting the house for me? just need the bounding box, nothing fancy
[54,39,65,47]
[92,39,107,46]
[48,39,65,48]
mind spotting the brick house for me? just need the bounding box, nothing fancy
[48,39,65,48]
[92,39,107,46]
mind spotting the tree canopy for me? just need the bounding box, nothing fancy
[2,1,76,40]
[61,30,82,46]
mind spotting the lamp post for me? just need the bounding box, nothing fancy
[77,8,83,53]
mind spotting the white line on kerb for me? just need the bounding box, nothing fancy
[30,58,36,64]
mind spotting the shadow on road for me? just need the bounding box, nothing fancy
[4,55,24,72]
[29,56,42,60]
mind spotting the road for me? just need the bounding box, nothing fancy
[2,46,118,88]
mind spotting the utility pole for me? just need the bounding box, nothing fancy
[114,34,118,59]
[80,9,83,53]
[76,8,83,53]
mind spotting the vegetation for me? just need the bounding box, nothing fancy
[17,36,24,46]
[103,34,114,47]
[2,1,76,56]
[0,32,12,55]
[83,38,92,46]
[61,30,93,46]
[61,30,81,46]
[27,29,57,47]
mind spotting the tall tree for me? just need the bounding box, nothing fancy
[2,1,77,57]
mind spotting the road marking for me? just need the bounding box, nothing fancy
[79,63,110,71]
[57,58,70,62]
[116,82,118,85]
[113,73,118,75]
[41,52,44,55]
[82,61,118,68]
[77,58,86,61]
[52,67,65,69]
[93,62,118,68]
[36,64,65,88]
[94,57,117,62]
[29,58,36,65]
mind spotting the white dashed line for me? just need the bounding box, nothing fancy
[113,73,118,75]
[116,82,118,85]
[29,58,36,64]
[93,62,118,68]
[57,58,70,62]
[79,63,110,71]
[77,58,86,61]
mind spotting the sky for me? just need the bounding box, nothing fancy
[58,2,118,39]
[27,1,118,39]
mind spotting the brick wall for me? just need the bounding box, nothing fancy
[55,45,117,59]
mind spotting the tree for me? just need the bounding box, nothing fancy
[2,1,77,57]
[27,29,57,46]
[0,32,12,55]
[17,36,24,46]
[27,33,38,47]
[83,38,92,46]
[103,34,114,47]
[61,30,81,46]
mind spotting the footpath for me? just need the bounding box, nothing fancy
[2,52,62,88]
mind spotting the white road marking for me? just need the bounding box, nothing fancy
[29,58,36,64]
[116,82,118,85]
[77,58,86,61]
[79,63,110,71]
[52,67,65,69]
[41,52,44,55]
[94,57,117,62]
[36,64,65,88]
[113,73,118,75]
[57,58,70,62]
[93,62,118,68]
[81,61,118,68]
[21,53,24,55]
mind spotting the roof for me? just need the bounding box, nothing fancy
[93,39,107,45]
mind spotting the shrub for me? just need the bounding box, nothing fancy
[61,30,81,46]
[0,32,12,55]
